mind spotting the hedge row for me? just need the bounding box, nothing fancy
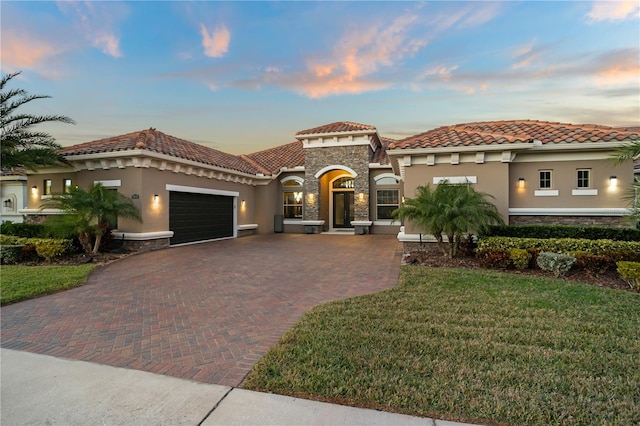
[481,225,640,241]
[0,235,75,264]
[477,236,640,255]
[0,222,51,238]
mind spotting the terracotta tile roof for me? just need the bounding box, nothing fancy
[390,120,640,150]
[58,128,259,175]
[371,137,395,165]
[244,141,304,175]
[296,121,376,135]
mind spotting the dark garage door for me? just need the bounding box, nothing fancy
[169,191,234,245]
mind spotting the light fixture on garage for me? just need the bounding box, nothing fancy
[518,177,525,189]
[609,176,617,188]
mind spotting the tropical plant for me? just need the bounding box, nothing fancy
[1,71,75,171]
[393,181,504,257]
[613,139,640,225]
[41,183,142,254]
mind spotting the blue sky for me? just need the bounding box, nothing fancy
[2,1,639,154]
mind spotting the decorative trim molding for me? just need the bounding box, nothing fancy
[572,189,598,196]
[314,165,358,179]
[238,224,258,230]
[534,190,559,196]
[280,176,304,185]
[433,176,477,184]
[351,220,373,226]
[165,184,239,197]
[509,208,629,216]
[111,231,174,241]
[301,220,325,225]
[283,219,303,225]
[94,179,121,187]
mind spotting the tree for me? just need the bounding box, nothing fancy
[42,183,142,254]
[393,181,504,257]
[1,71,75,171]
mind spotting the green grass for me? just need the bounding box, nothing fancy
[0,264,97,305]
[243,266,640,425]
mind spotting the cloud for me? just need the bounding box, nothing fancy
[592,49,640,86]
[260,12,428,98]
[511,39,548,70]
[586,0,640,22]
[200,24,231,58]
[57,1,126,58]
[1,32,63,72]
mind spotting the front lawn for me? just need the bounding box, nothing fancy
[243,266,640,425]
[0,264,97,305]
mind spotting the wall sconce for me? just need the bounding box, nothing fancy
[518,177,525,189]
[241,199,246,207]
[31,186,38,195]
[358,192,365,201]
[3,199,12,208]
[307,193,315,202]
[153,194,159,203]
[609,176,617,188]
[401,196,405,204]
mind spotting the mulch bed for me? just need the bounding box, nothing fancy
[403,245,639,294]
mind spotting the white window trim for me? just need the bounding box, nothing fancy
[314,165,358,179]
[572,189,598,196]
[374,173,401,183]
[576,169,591,189]
[280,176,304,185]
[94,179,121,187]
[534,190,559,196]
[433,176,477,184]
[376,188,399,220]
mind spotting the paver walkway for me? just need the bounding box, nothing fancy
[1,234,402,386]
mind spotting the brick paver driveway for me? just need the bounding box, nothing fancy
[1,234,402,386]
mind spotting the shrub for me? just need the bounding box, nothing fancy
[477,236,640,255]
[481,225,640,241]
[571,251,615,276]
[35,241,68,262]
[0,222,49,238]
[537,252,576,277]
[0,245,23,264]
[509,248,531,269]
[476,249,511,269]
[616,261,640,290]
[0,235,25,245]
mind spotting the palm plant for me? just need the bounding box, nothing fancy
[613,140,639,225]
[42,183,142,254]
[393,181,504,257]
[1,71,75,171]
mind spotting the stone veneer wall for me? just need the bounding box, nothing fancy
[509,215,631,228]
[303,145,371,221]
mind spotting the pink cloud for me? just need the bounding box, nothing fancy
[200,24,230,58]
[586,0,640,22]
[0,32,62,71]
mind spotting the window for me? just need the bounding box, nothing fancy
[43,179,52,195]
[577,169,590,188]
[376,176,399,185]
[63,179,73,193]
[332,177,354,189]
[376,189,399,220]
[539,170,552,189]
[283,191,303,218]
[282,179,303,219]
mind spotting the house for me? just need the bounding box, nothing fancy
[19,120,638,251]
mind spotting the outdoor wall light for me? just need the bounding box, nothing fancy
[31,186,38,195]
[307,193,315,202]
[3,199,12,208]
[153,194,159,202]
[609,176,617,188]
[518,177,525,189]
[241,199,246,207]
[358,192,365,201]
[401,196,405,204]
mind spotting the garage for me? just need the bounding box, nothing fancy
[168,185,237,245]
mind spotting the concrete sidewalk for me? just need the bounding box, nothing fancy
[1,349,479,426]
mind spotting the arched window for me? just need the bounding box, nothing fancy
[374,174,400,220]
[281,176,304,219]
[332,177,354,189]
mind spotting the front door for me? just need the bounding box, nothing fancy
[333,192,354,228]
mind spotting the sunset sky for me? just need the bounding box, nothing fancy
[2,1,639,154]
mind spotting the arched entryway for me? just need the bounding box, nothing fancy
[330,175,355,230]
